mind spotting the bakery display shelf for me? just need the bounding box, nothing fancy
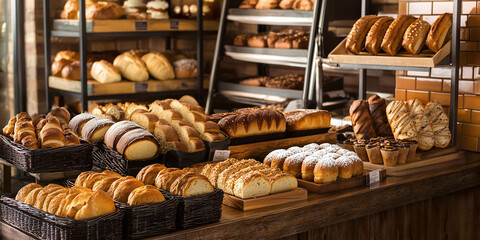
[328,39,451,70]
[52,19,219,36]
[227,8,313,26]
[218,82,303,99]
[48,76,209,97]
[228,131,337,160]
[222,188,308,211]
[225,45,308,67]
[363,146,465,176]
[297,169,387,194]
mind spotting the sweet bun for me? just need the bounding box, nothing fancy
[73,190,116,220]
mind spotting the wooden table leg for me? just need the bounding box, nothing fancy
[1,164,11,193]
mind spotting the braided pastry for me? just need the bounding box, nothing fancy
[406,99,434,150]
[386,101,418,141]
[367,94,393,136]
[425,101,451,148]
[349,100,377,140]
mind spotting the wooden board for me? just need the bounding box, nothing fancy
[223,188,308,211]
[328,39,451,68]
[49,76,209,96]
[363,147,466,176]
[297,169,387,194]
[228,132,337,160]
[53,19,219,33]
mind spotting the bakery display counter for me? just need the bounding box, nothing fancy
[227,9,313,26]
[224,45,308,67]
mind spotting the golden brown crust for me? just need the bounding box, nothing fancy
[346,15,379,54]
[402,18,431,55]
[381,15,416,55]
[426,13,452,53]
[283,109,331,131]
[368,94,393,136]
[365,17,394,55]
[86,2,125,20]
[349,100,377,140]
[15,183,42,202]
[136,164,167,185]
[127,185,165,206]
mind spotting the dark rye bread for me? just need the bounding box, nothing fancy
[116,128,159,160]
[81,117,115,143]
[104,121,142,149]
[68,113,97,135]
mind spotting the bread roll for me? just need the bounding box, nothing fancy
[113,52,149,82]
[129,109,159,133]
[155,169,185,191]
[301,155,318,181]
[86,2,125,20]
[314,158,338,183]
[381,15,416,55]
[365,17,394,55]
[170,173,214,197]
[136,164,167,185]
[52,59,73,77]
[426,13,452,53]
[116,128,160,160]
[406,99,434,150]
[255,0,277,9]
[39,117,66,148]
[61,61,93,81]
[92,177,119,193]
[283,109,331,131]
[425,101,451,148]
[54,50,79,62]
[335,156,354,179]
[346,15,379,54]
[173,59,197,79]
[107,176,136,196]
[386,101,418,141]
[283,151,312,178]
[91,60,122,84]
[141,52,175,80]
[179,95,200,107]
[68,113,97,135]
[16,183,42,202]
[81,117,114,143]
[48,107,70,126]
[112,179,145,203]
[292,0,313,10]
[64,129,80,146]
[75,171,97,187]
[84,171,122,189]
[349,100,377,140]
[72,190,116,220]
[127,185,165,206]
[402,18,431,55]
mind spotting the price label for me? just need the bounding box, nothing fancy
[135,82,148,92]
[212,150,230,162]
[135,21,148,31]
[367,170,381,189]
[284,99,303,112]
[170,20,179,29]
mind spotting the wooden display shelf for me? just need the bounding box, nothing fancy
[297,169,387,194]
[228,131,337,160]
[363,146,465,176]
[53,19,219,33]
[48,76,209,96]
[223,188,308,211]
[328,39,451,68]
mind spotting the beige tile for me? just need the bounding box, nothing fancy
[408,2,432,15]
[463,1,477,14]
[462,66,474,79]
[407,70,430,77]
[433,1,453,14]
[431,67,452,78]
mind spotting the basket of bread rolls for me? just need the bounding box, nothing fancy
[0,107,93,173]
[283,109,332,137]
[72,170,177,239]
[0,183,123,240]
[137,164,223,229]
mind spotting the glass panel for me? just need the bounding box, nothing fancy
[0,0,8,125]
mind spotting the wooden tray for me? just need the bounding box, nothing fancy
[228,131,337,160]
[328,39,451,68]
[297,169,387,194]
[223,188,308,211]
[49,76,209,96]
[363,146,465,176]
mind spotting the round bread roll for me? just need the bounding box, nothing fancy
[283,151,312,178]
[113,52,149,82]
[33,184,65,209]
[49,106,71,126]
[52,59,73,77]
[92,177,120,193]
[335,156,354,179]
[15,183,42,202]
[84,172,120,189]
[269,149,294,170]
[86,2,125,20]
[137,164,167,185]
[112,179,145,204]
[54,50,80,62]
[91,60,122,84]
[61,61,93,81]
[348,155,364,176]
[173,59,197,79]
[127,185,165,206]
[313,157,338,183]
[301,155,318,181]
[141,52,175,80]
[42,188,68,212]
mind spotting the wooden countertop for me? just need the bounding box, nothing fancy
[1,152,479,240]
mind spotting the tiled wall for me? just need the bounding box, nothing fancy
[396,0,480,152]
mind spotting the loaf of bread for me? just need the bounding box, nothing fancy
[68,113,97,135]
[283,109,331,131]
[116,128,160,160]
[81,117,114,143]
[425,13,452,53]
[141,52,175,80]
[381,15,416,55]
[155,168,185,191]
[365,17,394,55]
[52,59,73,77]
[406,99,434,150]
[402,17,431,55]
[255,0,277,9]
[349,100,377,140]
[111,179,145,203]
[129,109,159,133]
[136,164,167,185]
[48,107,71,127]
[91,60,122,84]
[113,52,149,82]
[386,101,418,141]
[61,61,93,81]
[233,34,251,46]
[425,101,451,148]
[86,2,125,20]
[346,15,379,54]
[173,59,197,79]
[367,94,393,136]
[127,185,165,206]
[247,34,268,48]
[292,0,313,10]
[217,108,286,138]
[279,0,294,9]
[153,120,188,153]
[39,116,65,148]
[54,50,80,62]
[170,173,214,197]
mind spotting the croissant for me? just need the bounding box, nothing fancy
[386,101,418,141]
[349,100,377,140]
[425,101,451,148]
[406,99,434,151]
[367,95,393,136]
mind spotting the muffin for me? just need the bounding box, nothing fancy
[396,142,409,164]
[405,140,418,162]
[353,139,368,162]
[380,143,399,167]
[343,139,355,151]
[365,142,382,164]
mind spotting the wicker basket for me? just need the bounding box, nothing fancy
[203,135,231,162]
[92,140,162,176]
[0,194,123,240]
[0,135,93,173]
[164,149,206,168]
[173,188,224,229]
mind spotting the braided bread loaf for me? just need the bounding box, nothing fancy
[217,108,286,138]
[349,100,377,140]
[367,95,393,136]
[425,101,451,148]
[406,99,434,150]
[386,101,418,141]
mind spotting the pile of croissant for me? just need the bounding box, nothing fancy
[2,107,80,149]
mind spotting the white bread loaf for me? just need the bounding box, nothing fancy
[91,60,122,84]
[113,52,149,82]
[104,121,142,149]
[141,52,175,80]
[233,171,271,199]
[81,117,114,143]
[116,128,159,160]
[129,109,159,133]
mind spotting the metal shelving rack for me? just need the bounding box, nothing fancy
[326,0,461,144]
[43,0,215,112]
[205,0,328,113]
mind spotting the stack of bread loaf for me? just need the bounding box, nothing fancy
[181,158,298,199]
[239,0,313,10]
[137,164,215,197]
[234,29,309,49]
[15,182,115,220]
[74,170,167,206]
[345,13,452,55]
[2,107,81,149]
[210,107,286,138]
[61,0,125,20]
[264,143,364,183]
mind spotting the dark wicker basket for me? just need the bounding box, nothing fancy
[115,192,177,240]
[0,194,123,240]
[203,135,231,162]
[0,135,93,173]
[164,149,206,168]
[172,188,224,229]
[92,140,162,176]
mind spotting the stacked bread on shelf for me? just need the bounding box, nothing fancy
[346,13,452,55]
[182,158,298,199]
[239,74,304,90]
[61,0,126,20]
[239,0,313,10]
[234,29,309,49]
[2,107,81,149]
[283,109,331,131]
[51,51,92,81]
[74,170,166,206]
[264,143,364,183]
[137,164,215,197]
[15,182,116,220]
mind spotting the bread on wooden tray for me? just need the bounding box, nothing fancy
[346,15,379,54]
[141,52,175,80]
[381,15,417,55]
[113,52,149,82]
[283,109,331,131]
[216,108,286,138]
[386,100,418,141]
[91,60,122,84]
[402,17,431,55]
[365,17,394,55]
[406,99,435,150]
[425,13,452,53]
[367,94,393,136]
[425,101,451,148]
